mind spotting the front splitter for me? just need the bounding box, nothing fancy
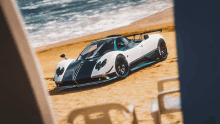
[54,76,118,90]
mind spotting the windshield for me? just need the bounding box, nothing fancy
[77,38,114,60]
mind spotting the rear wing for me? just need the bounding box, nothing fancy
[124,29,162,40]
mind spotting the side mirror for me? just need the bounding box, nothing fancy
[60,54,67,60]
[144,35,149,40]
[119,42,125,46]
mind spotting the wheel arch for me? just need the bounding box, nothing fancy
[90,51,125,77]
[114,53,130,78]
[116,54,126,59]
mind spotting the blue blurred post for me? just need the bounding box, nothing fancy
[174,0,220,123]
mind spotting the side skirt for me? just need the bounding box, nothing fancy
[145,49,159,60]
[130,59,158,72]
[130,49,159,71]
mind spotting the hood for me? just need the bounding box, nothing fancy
[62,57,100,83]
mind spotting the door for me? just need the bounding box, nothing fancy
[115,37,143,63]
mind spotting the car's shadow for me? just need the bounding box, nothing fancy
[49,60,161,96]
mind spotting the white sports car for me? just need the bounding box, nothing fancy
[54,29,168,89]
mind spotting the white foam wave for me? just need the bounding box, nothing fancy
[21,5,40,10]
[21,0,75,10]
[25,26,35,30]
[88,0,100,3]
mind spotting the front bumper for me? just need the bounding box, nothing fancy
[54,76,118,90]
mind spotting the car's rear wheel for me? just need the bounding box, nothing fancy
[115,55,129,78]
[157,39,168,61]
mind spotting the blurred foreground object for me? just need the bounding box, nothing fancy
[175,0,220,123]
[0,0,55,123]
[67,103,138,124]
[151,76,181,124]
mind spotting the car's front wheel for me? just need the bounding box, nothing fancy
[115,55,129,78]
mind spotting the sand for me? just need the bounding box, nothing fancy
[36,7,183,124]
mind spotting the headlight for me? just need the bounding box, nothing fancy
[56,67,64,76]
[96,59,107,71]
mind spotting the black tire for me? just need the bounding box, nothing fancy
[115,55,129,78]
[157,39,168,61]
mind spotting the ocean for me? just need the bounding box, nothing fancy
[16,0,173,48]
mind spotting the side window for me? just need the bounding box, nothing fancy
[116,38,125,50]
[121,37,130,45]
[108,40,115,51]
[96,39,114,56]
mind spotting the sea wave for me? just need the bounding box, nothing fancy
[16,0,174,48]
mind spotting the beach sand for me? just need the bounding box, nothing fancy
[36,7,183,124]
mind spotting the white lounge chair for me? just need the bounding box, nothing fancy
[67,103,138,124]
[151,76,181,124]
